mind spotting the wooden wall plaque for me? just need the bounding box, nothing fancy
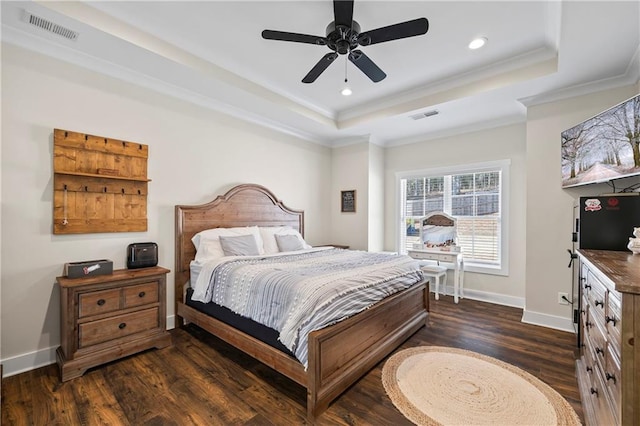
[53,129,149,234]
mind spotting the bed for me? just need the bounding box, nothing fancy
[174,183,429,418]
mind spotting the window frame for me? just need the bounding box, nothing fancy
[396,159,510,276]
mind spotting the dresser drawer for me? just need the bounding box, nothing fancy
[79,288,120,318]
[605,290,621,358]
[586,271,607,324]
[124,282,158,308]
[604,346,621,424]
[584,316,607,371]
[79,307,159,348]
[586,363,617,426]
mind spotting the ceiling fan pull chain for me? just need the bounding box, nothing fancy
[344,55,348,83]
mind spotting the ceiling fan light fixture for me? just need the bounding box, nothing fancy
[469,37,487,50]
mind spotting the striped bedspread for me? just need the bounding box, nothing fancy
[190,248,423,368]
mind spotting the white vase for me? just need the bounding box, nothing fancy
[628,237,640,254]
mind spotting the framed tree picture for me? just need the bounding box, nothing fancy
[341,190,356,213]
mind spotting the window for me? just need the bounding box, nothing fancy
[398,160,509,275]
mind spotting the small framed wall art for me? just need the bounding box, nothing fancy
[341,190,356,213]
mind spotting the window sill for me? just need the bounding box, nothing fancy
[463,262,508,276]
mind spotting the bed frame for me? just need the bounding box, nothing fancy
[174,183,429,418]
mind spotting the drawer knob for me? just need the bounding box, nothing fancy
[595,300,604,308]
[584,284,591,290]
[586,321,593,328]
[118,323,127,330]
[97,299,106,306]
[595,347,604,356]
[586,366,593,373]
[590,387,598,396]
[138,291,146,298]
[605,372,616,384]
[605,316,617,326]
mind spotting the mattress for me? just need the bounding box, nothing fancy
[185,287,294,356]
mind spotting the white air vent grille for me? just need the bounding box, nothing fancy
[410,110,439,120]
[22,10,79,41]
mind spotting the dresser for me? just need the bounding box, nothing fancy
[576,250,639,426]
[56,266,172,381]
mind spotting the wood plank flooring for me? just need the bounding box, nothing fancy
[1,296,583,425]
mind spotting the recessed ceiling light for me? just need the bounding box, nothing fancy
[468,37,487,50]
[341,87,352,96]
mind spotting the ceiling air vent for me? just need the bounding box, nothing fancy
[22,10,79,41]
[410,110,439,121]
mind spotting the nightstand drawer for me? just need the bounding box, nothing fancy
[79,307,159,348]
[124,282,158,308]
[79,288,120,318]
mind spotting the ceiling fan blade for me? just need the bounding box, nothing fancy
[348,50,386,83]
[302,52,339,83]
[262,30,326,45]
[333,0,354,27]
[357,18,429,46]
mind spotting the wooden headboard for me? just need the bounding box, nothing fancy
[174,183,304,309]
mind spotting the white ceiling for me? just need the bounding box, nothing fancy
[2,1,639,147]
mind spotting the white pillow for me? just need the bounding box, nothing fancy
[219,234,261,256]
[192,226,264,262]
[275,234,305,252]
[260,226,311,254]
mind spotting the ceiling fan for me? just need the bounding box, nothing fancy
[261,0,429,84]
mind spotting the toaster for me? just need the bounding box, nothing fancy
[127,242,158,269]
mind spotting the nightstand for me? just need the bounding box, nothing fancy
[56,266,172,381]
[316,244,350,249]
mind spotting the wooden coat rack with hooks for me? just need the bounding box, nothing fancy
[53,129,150,234]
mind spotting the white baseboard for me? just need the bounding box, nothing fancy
[434,283,525,308]
[521,309,576,333]
[1,346,57,378]
[2,316,178,378]
[435,284,575,333]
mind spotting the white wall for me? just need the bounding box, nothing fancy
[367,143,385,252]
[523,85,639,330]
[0,44,332,376]
[384,124,527,305]
[330,142,370,250]
[330,141,386,251]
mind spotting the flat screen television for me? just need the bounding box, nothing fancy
[561,93,640,188]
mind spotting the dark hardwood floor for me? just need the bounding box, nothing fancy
[1,295,583,425]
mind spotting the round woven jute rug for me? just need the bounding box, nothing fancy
[382,346,581,426]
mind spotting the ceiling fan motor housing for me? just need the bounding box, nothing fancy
[325,20,361,55]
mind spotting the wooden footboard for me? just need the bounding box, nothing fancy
[177,281,428,418]
[306,282,428,418]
